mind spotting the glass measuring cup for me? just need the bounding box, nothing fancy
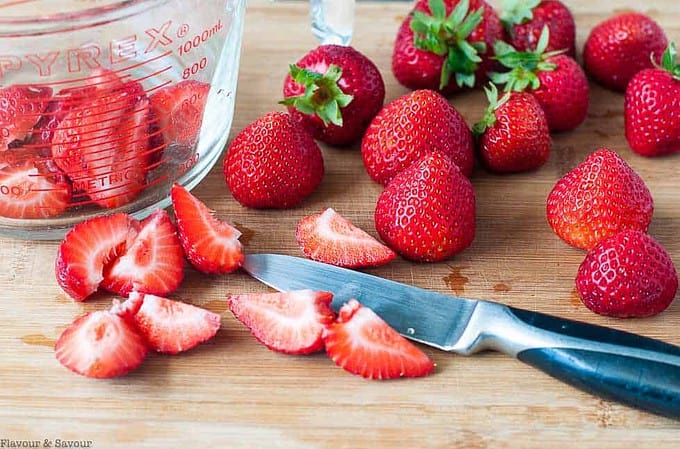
[310,0,356,45]
[0,0,245,240]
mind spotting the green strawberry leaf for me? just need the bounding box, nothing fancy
[280,63,354,127]
[472,83,511,135]
[499,0,541,28]
[410,0,487,89]
[659,42,680,80]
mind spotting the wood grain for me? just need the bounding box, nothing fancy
[1,1,680,447]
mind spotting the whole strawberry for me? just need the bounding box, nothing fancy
[224,112,324,209]
[374,152,475,262]
[392,0,504,95]
[361,89,474,185]
[500,0,576,57]
[473,84,550,173]
[546,148,653,251]
[492,27,589,131]
[576,230,678,318]
[624,43,680,157]
[281,45,385,146]
[583,12,667,91]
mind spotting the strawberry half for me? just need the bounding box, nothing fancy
[0,160,71,219]
[131,292,221,354]
[149,80,210,147]
[101,209,184,297]
[323,299,435,379]
[55,308,148,378]
[295,208,396,268]
[0,85,52,148]
[55,213,139,301]
[170,183,244,274]
[227,290,336,355]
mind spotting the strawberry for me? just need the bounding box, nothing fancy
[392,0,504,94]
[583,12,668,92]
[149,79,210,147]
[492,27,589,131]
[101,209,184,297]
[361,89,474,185]
[130,292,221,354]
[576,230,678,318]
[473,84,550,173]
[624,43,680,157]
[546,148,654,251]
[0,85,52,148]
[499,0,575,57]
[170,183,244,274]
[281,44,385,146]
[295,208,396,268]
[374,152,475,262]
[51,72,152,209]
[223,112,324,209]
[0,159,71,219]
[323,299,435,379]
[55,308,148,378]
[227,290,336,355]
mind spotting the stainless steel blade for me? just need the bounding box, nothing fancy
[242,253,479,350]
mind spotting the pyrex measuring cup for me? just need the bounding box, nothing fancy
[0,0,245,239]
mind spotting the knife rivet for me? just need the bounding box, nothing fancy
[406,327,415,335]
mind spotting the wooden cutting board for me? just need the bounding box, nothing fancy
[1,1,679,447]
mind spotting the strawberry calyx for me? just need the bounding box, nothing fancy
[410,0,487,89]
[657,42,680,80]
[490,26,564,91]
[280,64,354,127]
[472,83,511,135]
[499,0,541,31]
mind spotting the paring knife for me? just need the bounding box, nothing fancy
[242,253,680,420]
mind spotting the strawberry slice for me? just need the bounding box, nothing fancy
[295,208,396,268]
[323,299,435,379]
[101,209,184,297]
[0,85,52,148]
[55,308,148,378]
[0,160,71,219]
[170,183,244,274]
[55,213,139,301]
[131,292,221,354]
[150,80,210,147]
[227,290,336,354]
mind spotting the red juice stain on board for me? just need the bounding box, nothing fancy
[443,265,469,295]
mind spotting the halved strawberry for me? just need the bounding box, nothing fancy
[55,213,139,301]
[323,299,435,379]
[0,85,52,148]
[295,208,396,268]
[0,160,71,219]
[150,80,210,147]
[131,292,221,354]
[170,183,244,274]
[101,209,184,297]
[55,309,148,378]
[227,290,336,355]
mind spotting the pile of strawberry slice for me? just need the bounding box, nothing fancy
[0,69,210,219]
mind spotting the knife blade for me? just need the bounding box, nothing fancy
[242,253,680,420]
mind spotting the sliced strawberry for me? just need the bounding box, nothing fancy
[150,80,210,147]
[55,309,148,378]
[323,299,435,380]
[110,293,145,320]
[227,290,336,355]
[101,209,184,297]
[170,183,244,274]
[131,292,221,354]
[0,160,71,219]
[0,85,52,148]
[295,208,396,268]
[55,213,139,301]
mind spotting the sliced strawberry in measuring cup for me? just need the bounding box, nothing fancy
[150,80,210,147]
[0,85,52,149]
[0,159,71,219]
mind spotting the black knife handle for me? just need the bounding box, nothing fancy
[483,306,680,419]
